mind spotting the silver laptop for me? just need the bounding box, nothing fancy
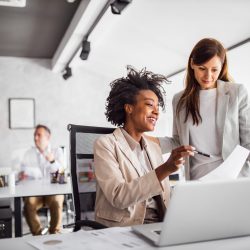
[132,178,250,247]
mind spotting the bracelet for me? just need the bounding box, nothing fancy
[50,160,55,164]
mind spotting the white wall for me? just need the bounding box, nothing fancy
[0,56,113,169]
[227,42,250,88]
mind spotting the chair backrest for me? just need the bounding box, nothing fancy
[67,124,115,228]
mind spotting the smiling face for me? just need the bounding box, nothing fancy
[124,90,159,137]
[191,55,222,90]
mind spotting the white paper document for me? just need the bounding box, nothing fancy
[200,145,249,181]
[27,227,150,250]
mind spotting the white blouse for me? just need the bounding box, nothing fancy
[188,88,223,179]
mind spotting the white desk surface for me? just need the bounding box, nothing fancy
[0,178,72,198]
[1,228,250,250]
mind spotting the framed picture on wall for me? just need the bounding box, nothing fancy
[9,98,35,129]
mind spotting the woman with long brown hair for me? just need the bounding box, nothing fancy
[158,38,250,180]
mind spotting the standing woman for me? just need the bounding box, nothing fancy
[158,38,250,180]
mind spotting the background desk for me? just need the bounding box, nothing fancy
[0,179,72,237]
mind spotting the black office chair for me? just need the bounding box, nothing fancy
[66,124,115,231]
[0,198,12,238]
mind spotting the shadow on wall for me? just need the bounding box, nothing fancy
[29,59,51,70]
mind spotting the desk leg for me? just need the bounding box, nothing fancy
[14,197,22,237]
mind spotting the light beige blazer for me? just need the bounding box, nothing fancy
[160,80,250,180]
[94,128,170,227]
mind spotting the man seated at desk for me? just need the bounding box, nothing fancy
[94,67,194,227]
[19,124,64,235]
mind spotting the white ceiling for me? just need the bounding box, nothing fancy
[66,0,250,79]
[1,0,249,78]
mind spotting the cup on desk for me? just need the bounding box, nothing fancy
[58,172,67,184]
[50,171,67,184]
[8,172,16,193]
[0,170,15,192]
[0,176,4,187]
[0,167,12,187]
[50,171,59,183]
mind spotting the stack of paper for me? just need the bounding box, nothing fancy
[27,227,149,250]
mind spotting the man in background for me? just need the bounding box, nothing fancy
[19,124,64,235]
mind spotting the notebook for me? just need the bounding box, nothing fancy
[132,178,250,247]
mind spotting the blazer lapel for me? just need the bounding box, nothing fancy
[216,81,230,140]
[143,137,167,217]
[113,128,144,177]
[178,108,189,145]
[173,95,189,145]
[143,138,159,170]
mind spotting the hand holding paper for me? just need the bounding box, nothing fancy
[200,145,249,181]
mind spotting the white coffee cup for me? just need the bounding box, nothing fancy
[8,172,15,193]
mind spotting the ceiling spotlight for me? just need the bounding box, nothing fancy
[80,40,91,60]
[62,66,72,80]
[111,0,132,15]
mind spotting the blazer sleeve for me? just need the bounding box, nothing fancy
[159,94,181,154]
[94,136,163,210]
[238,84,250,160]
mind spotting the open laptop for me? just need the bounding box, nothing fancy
[132,178,250,247]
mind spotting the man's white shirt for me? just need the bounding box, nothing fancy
[21,145,64,179]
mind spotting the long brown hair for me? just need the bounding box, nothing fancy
[176,38,232,125]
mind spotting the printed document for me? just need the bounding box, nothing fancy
[27,227,149,250]
[200,145,249,181]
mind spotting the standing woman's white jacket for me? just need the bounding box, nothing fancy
[159,80,250,180]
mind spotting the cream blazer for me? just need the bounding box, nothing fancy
[160,80,250,180]
[94,128,170,227]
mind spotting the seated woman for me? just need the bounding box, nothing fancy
[94,66,194,227]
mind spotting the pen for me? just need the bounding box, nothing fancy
[194,150,213,158]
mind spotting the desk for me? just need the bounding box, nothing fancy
[0,179,72,237]
[1,227,250,250]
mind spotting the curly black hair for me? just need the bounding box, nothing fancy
[105,66,169,126]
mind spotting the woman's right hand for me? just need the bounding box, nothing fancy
[156,145,195,181]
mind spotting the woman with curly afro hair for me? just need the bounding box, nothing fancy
[94,66,194,227]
